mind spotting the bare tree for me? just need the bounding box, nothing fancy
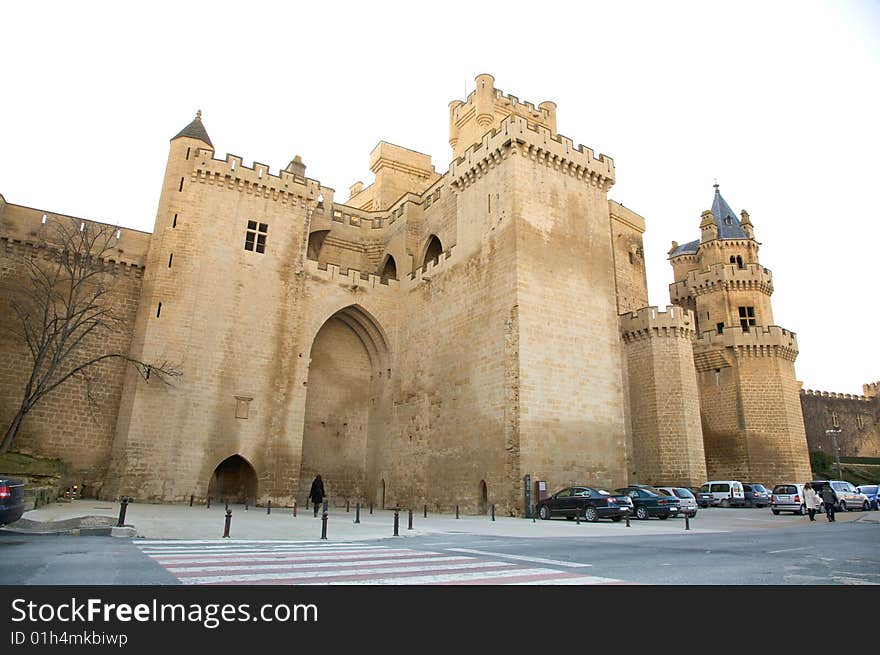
[1,218,180,452]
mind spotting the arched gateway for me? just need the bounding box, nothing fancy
[207,455,257,504]
[299,305,390,505]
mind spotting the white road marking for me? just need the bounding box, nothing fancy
[447,548,591,567]
[767,547,810,554]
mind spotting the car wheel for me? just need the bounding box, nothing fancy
[795,504,805,516]
[689,511,698,519]
[863,501,870,512]
[635,506,649,520]
[839,501,847,512]
[538,505,551,520]
[771,509,780,515]
[584,507,599,523]
[721,499,730,508]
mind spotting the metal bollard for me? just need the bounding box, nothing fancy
[245,501,248,511]
[207,496,211,509]
[321,511,328,540]
[393,507,400,536]
[267,499,272,515]
[491,504,496,522]
[189,495,194,507]
[576,510,580,525]
[408,509,413,530]
[532,505,536,523]
[424,504,427,518]
[223,509,232,538]
[346,500,350,513]
[456,505,460,519]
[293,501,297,517]
[355,502,360,524]
[369,503,373,515]
[625,513,630,527]
[685,513,690,531]
[117,497,129,527]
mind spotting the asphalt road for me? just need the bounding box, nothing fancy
[0,507,877,585]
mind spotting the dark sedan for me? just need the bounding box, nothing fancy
[536,486,634,522]
[0,476,26,526]
[743,483,771,508]
[615,486,681,519]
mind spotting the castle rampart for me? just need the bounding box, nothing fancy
[620,305,696,343]
[695,324,798,361]
[670,262,773,303]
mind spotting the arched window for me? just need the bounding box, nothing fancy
[423,235,443,269]
[380,254,397,280]
[307,230,329,261]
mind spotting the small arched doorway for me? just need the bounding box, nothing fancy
[479,480,488,515]
[207,455,257,505]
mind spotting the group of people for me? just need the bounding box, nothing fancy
[802,482,840,522]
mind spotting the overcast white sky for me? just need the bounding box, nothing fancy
[2,1,878,395]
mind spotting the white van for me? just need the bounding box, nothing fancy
[699,480,746,508]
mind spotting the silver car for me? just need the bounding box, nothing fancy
[771,483,807,515]
[656,486,698,518]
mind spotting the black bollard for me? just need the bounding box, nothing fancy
[267,499,272,515]
[369,503,373,515]
[346,500,350,513]
[245,500,248,511]
[293,501,297,517]
[355,502,360,524]
[321,511,328,540]
[223,509,232,538]
[393,507,400,536]
[456,505,460,519]
[625,513,630,527]
[189,495,194,507]
[576,510,580,525]
[207,496,211,509]
[116,497,129,527]
[408,509,413,530]
[685,513,691,531]
[491,504,496,522]
[424,504,427,518]
[305,498,309,510]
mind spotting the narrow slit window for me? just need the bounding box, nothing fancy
[168,253,173,268]
[172,214,178,228]
[157,302,162,318]
[179,177,184,192]
[186,147,191,160]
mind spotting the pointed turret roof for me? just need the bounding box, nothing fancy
[710,184,747,240]
[172,110,212,147]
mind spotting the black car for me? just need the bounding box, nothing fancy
[0,476,26,526]
[743,483,771,508]
[696,490,714,508]
[615,486,681,519]
[536,486,633,522]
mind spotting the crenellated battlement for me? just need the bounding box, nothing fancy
[670,262,773,303]
[801,388,871,402]
[620,305,696,343]
[696,324,799,360]
[409,244,455,283]
[449,114,615,192]
[304,258,400,290]
[190,147,329,208]
[863,382,879,398]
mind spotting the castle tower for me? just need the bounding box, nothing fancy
[620,306,707,486]
[669,185,811,483]
[105,112,324,502]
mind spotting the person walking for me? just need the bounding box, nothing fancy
[819,482,838,522]
[309,475,325,518]
[803,482,821,521]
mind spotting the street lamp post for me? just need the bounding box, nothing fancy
[825,428,842,479]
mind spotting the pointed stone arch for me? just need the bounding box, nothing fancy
[307,230,330,261]
[422,234,443,269]
[299,304,391,505]
[379,253,398,281]
[207,454,257,505]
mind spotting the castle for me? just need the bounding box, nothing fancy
[0,74,815,512]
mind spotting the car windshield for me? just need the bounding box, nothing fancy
[858,486,877,494]
[674,488,695,499]
[657,489,672,496]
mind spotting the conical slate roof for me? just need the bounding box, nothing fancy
[172,110,212,147]
[710,185,747,240]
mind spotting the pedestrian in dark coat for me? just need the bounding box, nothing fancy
[819,483,838,522]
[309,475,325,517]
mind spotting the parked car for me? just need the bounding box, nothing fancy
[655,487,698,518]
[698,480,746,508]
[696,489,715,508]
[856,485,878,511]
[536,486,634,522]
[615,486,681,520]
[743,483,771,508]
[0,476,26,526]
[770,483,806,515]
[811,480,870,512]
